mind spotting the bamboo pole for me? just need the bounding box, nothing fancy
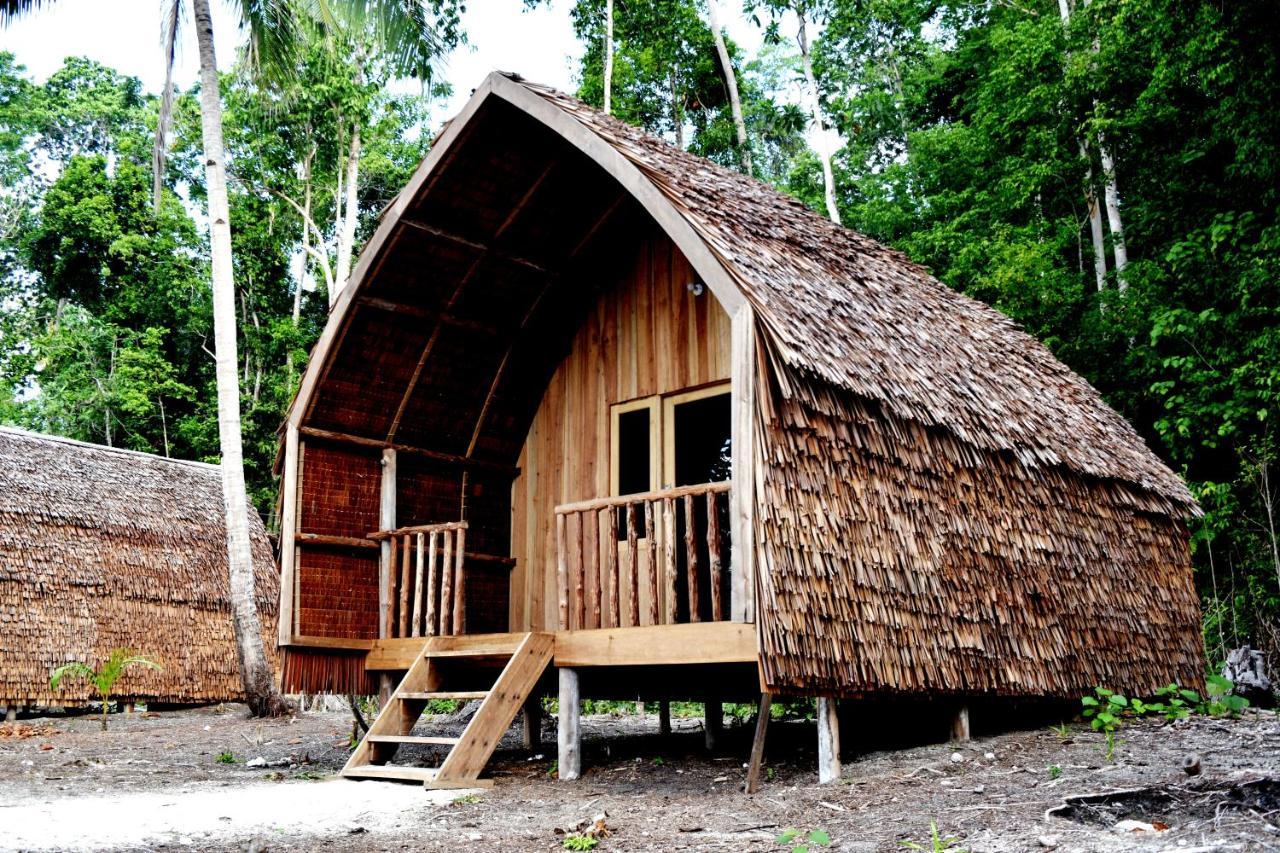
[707,491,722,621]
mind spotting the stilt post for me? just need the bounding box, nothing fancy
[817,696,840,784]
[744,692,772,794]
[704,696,723,751]
[523,697,543,751]
[951,704,971,743]
[658,699,671,736]
[558,667,581,781]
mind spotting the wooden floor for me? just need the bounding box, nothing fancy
[354,621,758,672]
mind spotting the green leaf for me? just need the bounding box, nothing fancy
[808,829,831,845]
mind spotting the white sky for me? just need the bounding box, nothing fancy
[0,0,766,123]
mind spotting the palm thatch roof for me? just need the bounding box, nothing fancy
[0,427,278,707]
[282,73,1202,699]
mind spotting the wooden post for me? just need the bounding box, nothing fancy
[573,513,586,630]
[684,493,700,621]
[601,508,618,628]
[704,696,723,751]
[425,530,439,636]
[658,699,671,736]
[411,533,425,637]
[440,527,454,636]
[124,702,135,715]
[817,696,840,784]
[626,504,639,627]
[453,526,467,634]
[951,704,971,743]
[662,497,677,623]
[558,667,581,781]
[744,692,772,794]
[522,697,542,751]
[644,501,657,625]
[729,305,756,623]
[398,534,411,638]
[378,447,397,639]
[4,705,16,723]
[556,513,569,630]
[277,424,300,646]
[706,490,722,620]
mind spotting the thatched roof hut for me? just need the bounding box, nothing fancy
[0,427,279,708]
[277,73,1203,709]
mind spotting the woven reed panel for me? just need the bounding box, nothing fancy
[753,371,1204,699]
[0,428,279,706]
[298,442,379,537]
[295,548,378,639]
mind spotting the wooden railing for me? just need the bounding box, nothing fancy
[554,481,731,631]
[367,521,467,638]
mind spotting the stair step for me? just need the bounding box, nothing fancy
[424,648,514,659]
[342,764,438,783]
[367,734,461,745]
[399,691,489,701]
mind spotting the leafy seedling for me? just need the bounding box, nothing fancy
[777,827,831,852]
[49,649,162,731]
[900,821,966,852]
[216,751,237,764]
[562,833,599,850]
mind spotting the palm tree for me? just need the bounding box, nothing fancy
[3,0,454,717]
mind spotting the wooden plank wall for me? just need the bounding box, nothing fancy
[510,230,731,631]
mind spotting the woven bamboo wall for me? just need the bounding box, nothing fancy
[754,365,1205,699]
[0,428,279,707]
[509,229,731,631]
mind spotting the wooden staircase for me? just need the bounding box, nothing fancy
[342,631,554,788]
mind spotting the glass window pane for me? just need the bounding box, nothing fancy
[672,393,731,486]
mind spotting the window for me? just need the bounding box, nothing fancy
[609,381,731,496]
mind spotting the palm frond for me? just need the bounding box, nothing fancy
[49,661,94,691]
[304,0,463,80]
[233,0,303,84]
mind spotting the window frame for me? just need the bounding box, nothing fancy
[609,395,661,498]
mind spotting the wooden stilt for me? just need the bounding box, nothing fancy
[817,696,840,784]
[558,667,581,781]
[378,674,393,708]
[744,692,772,794]
[951,704,971,743]
[522,697,542,751]
[3,705,14,723]
[658,699,671,736]
[124,702,135,715]
[704,697,723,751]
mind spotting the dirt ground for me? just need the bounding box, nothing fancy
[1,702,1277,852]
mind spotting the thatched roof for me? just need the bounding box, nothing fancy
[0,428,278,707]
[283,73,1201,699]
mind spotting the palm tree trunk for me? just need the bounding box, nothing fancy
[797,12,840,225]
[192,0,287,718]
[603,0,614,114]
[1080,142,1108,292]
[706,0,751,176]
[1096,130,1128,291]
[333,120,361,305]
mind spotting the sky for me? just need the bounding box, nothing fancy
[0,0,766,122]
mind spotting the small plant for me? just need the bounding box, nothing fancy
[1081,687,1126,760]
[1048,764,1062,780]
[900,822,966,852]
[777,827,831,853]
[215,751,237,764]
[1049,722,1071,739]
[562,833,599,851]
[548,759,559,778]
[651,756,665,767]
[453,793,482,805]
[49,649,161,731]
[766,765,777,782]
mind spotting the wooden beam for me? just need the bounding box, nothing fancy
[729,305,757,623]
[295,533,379,550]
[558,666,581,781]
[355,296,503,337]
[553,622,757,668]
[366,632,526,670]
[276,425,300,647]
[704,697,722,751]
[297,426,518,476]
[817,697,840,784]
[522,697,542,751]
[284,635,376,651]
[744,692,772,794]
[555,481,730,515]
[400,218,549,274]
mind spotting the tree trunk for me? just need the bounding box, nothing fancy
[192,0,288,718]
[152,0,180,215]
[797,13,840,225]
[706,0,751,176]
[333,121,361,307]
[669,70,684,149]
[603,0,614,115]
[1096,129,1128,291]
[285,149,313,381]
[1080,142,1108,292]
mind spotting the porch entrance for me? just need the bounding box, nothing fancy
[556,382,732,631]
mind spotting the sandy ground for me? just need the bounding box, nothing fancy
[1,702,1277,852]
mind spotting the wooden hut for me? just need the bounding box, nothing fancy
[276,73,1203,788]
[0,427,278,714]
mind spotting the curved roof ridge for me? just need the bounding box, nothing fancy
[0,425,218,471]
[507,77,1193,510]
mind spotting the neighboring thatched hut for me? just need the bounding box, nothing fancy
[273,73,1203,786]
[0,427,279,712]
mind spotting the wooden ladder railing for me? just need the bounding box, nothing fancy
[368,521,468,638]
[554,480,731,630]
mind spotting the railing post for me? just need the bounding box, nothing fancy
[573,512,586,630]
[556,512,568,631]
[644,500,657,626]
[707,490,722,621]
[626,503,639,627]
[601,508,618,628]
[662,497,677,624]
[426,529,439,636]
[398,533,411,638]
[411,533,425,638]
[684,493,700,622]
[440,526,454,636]
[453,526,467,634]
